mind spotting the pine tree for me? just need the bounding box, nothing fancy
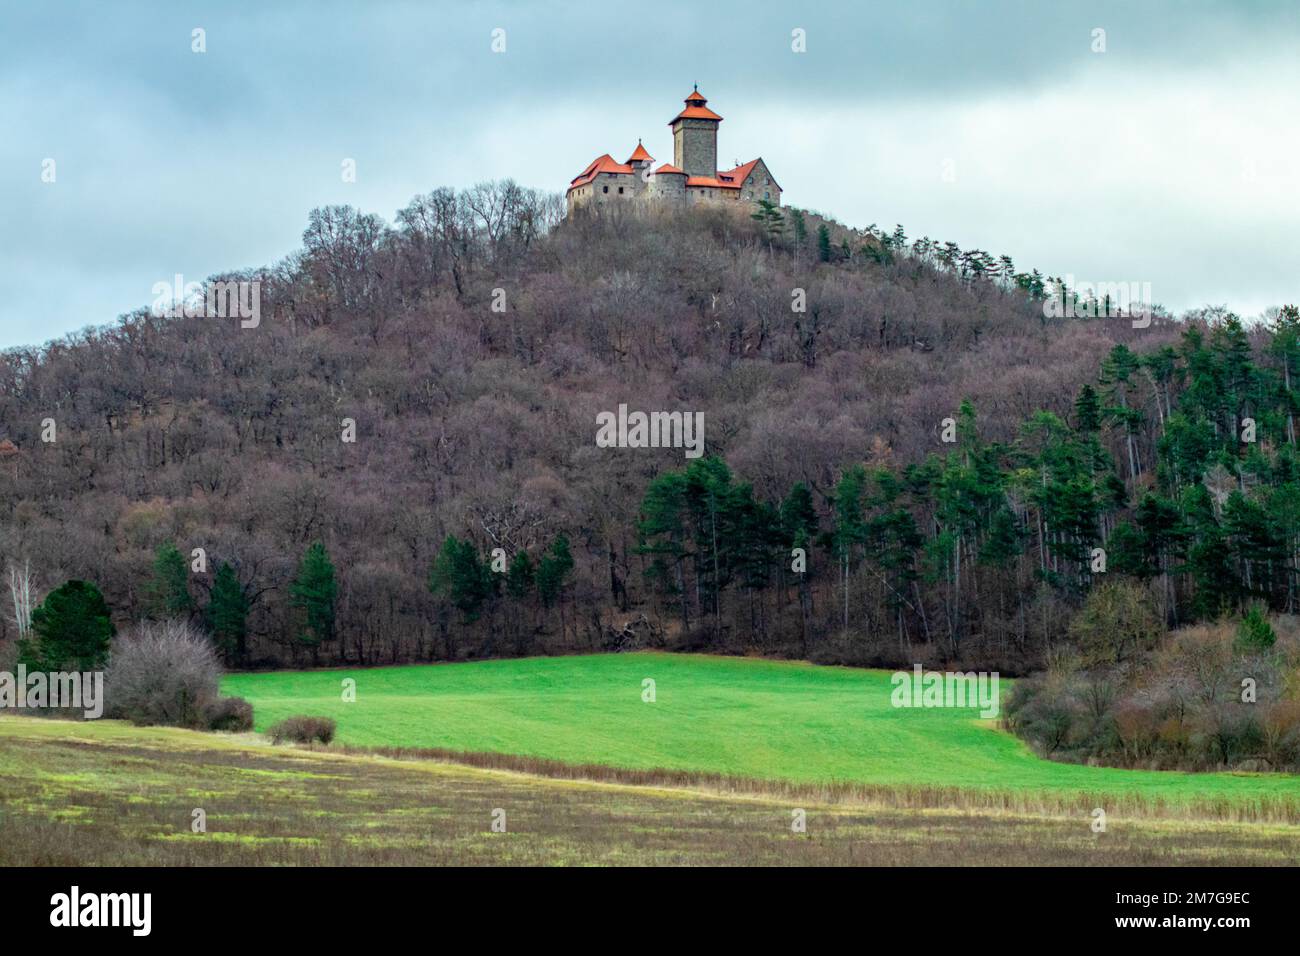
[505,551,535,600]
[833,465,867,634]
[19,580,114,671]
[146,541,194,619]
[429,536,494,623]
[290,542,338,650]
[816,224,832,263]
[536,535,574,609]
[1270,305,1300,445]
[207,561,249,663]
[780,482,819,548]
[1074,384,1102,435]
[750,199,784,248]
[790,208,807,249]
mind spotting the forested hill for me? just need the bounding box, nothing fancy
[4,182,1271,672]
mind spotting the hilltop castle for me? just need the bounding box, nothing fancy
[566,87,782,215]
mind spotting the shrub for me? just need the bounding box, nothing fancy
[267,715,336,745]
[104,619,222,728]
[1007,676,1080,755]
[1236,606,1277,653]
[1068,580,1163,665]
[205,696,254,732]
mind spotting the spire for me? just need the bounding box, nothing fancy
[626,139,653,164]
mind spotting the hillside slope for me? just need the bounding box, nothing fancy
[0,189,1176,668]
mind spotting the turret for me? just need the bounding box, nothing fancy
[669,85,721,178]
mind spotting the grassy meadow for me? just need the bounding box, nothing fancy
[223,652,1300,816]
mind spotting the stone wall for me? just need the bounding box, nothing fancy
[672,118,718,178]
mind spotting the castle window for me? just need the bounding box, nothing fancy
[618,186,624,194]
[764,191,770,200]
[603,185,608,194]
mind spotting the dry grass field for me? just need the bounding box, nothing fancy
[3,716,1298,866]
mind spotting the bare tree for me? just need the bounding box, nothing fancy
[7,559,34,639]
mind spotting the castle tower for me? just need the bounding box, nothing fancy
[626,139,654,193]
[669,86,721,178]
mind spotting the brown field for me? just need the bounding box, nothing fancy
[3,716,1298,866]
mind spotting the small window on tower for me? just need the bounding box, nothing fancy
[603,185,609,194]
[618,186,624,194]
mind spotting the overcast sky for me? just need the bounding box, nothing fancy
[2,0,1298,350]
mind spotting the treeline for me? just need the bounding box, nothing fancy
[628,307,1300,667]
[9,528,575,669]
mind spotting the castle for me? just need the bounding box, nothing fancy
[566,87,782,215]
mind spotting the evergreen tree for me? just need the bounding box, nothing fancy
[1073,384,1102,435]
[19,580,114,671]
[145,541,194,619]
[429,535,494,623]
[536,535,575,609]
[207,561,249,662]
[505,550,535,600]
[780,482,819,548]
[290,542,338,650]
[751,199,784,247]
[790,208,808,248]
[1236,605,1276,652]
[816,224,832,263]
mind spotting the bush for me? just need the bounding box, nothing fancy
[205,696,254,732]
[104,619,222,728]
[1068,580,1163,665]
[267,715,336,745]
[1236,606,1277,653]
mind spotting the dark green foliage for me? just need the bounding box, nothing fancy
[429,536,495,622]
[780,482,819,548]
[1236,606,1276,652]
[790,208,807,246]
[505,550,535,600]
[207,562,249,662]
[290,543,338,648]
[145,542,194,618]
[750,199,783,244]
[536,535,575,608]
[19,580,114,671]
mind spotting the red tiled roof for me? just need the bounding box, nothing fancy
[686,175,725,188]
[568,153,635,191]
[717,158,781,192]
[626,142,653,163]
[653,163,685,175]
[671,104,723,123]
[671,86,722,123]
[718,159,759,187]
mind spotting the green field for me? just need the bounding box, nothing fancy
[224,652,1300,812]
